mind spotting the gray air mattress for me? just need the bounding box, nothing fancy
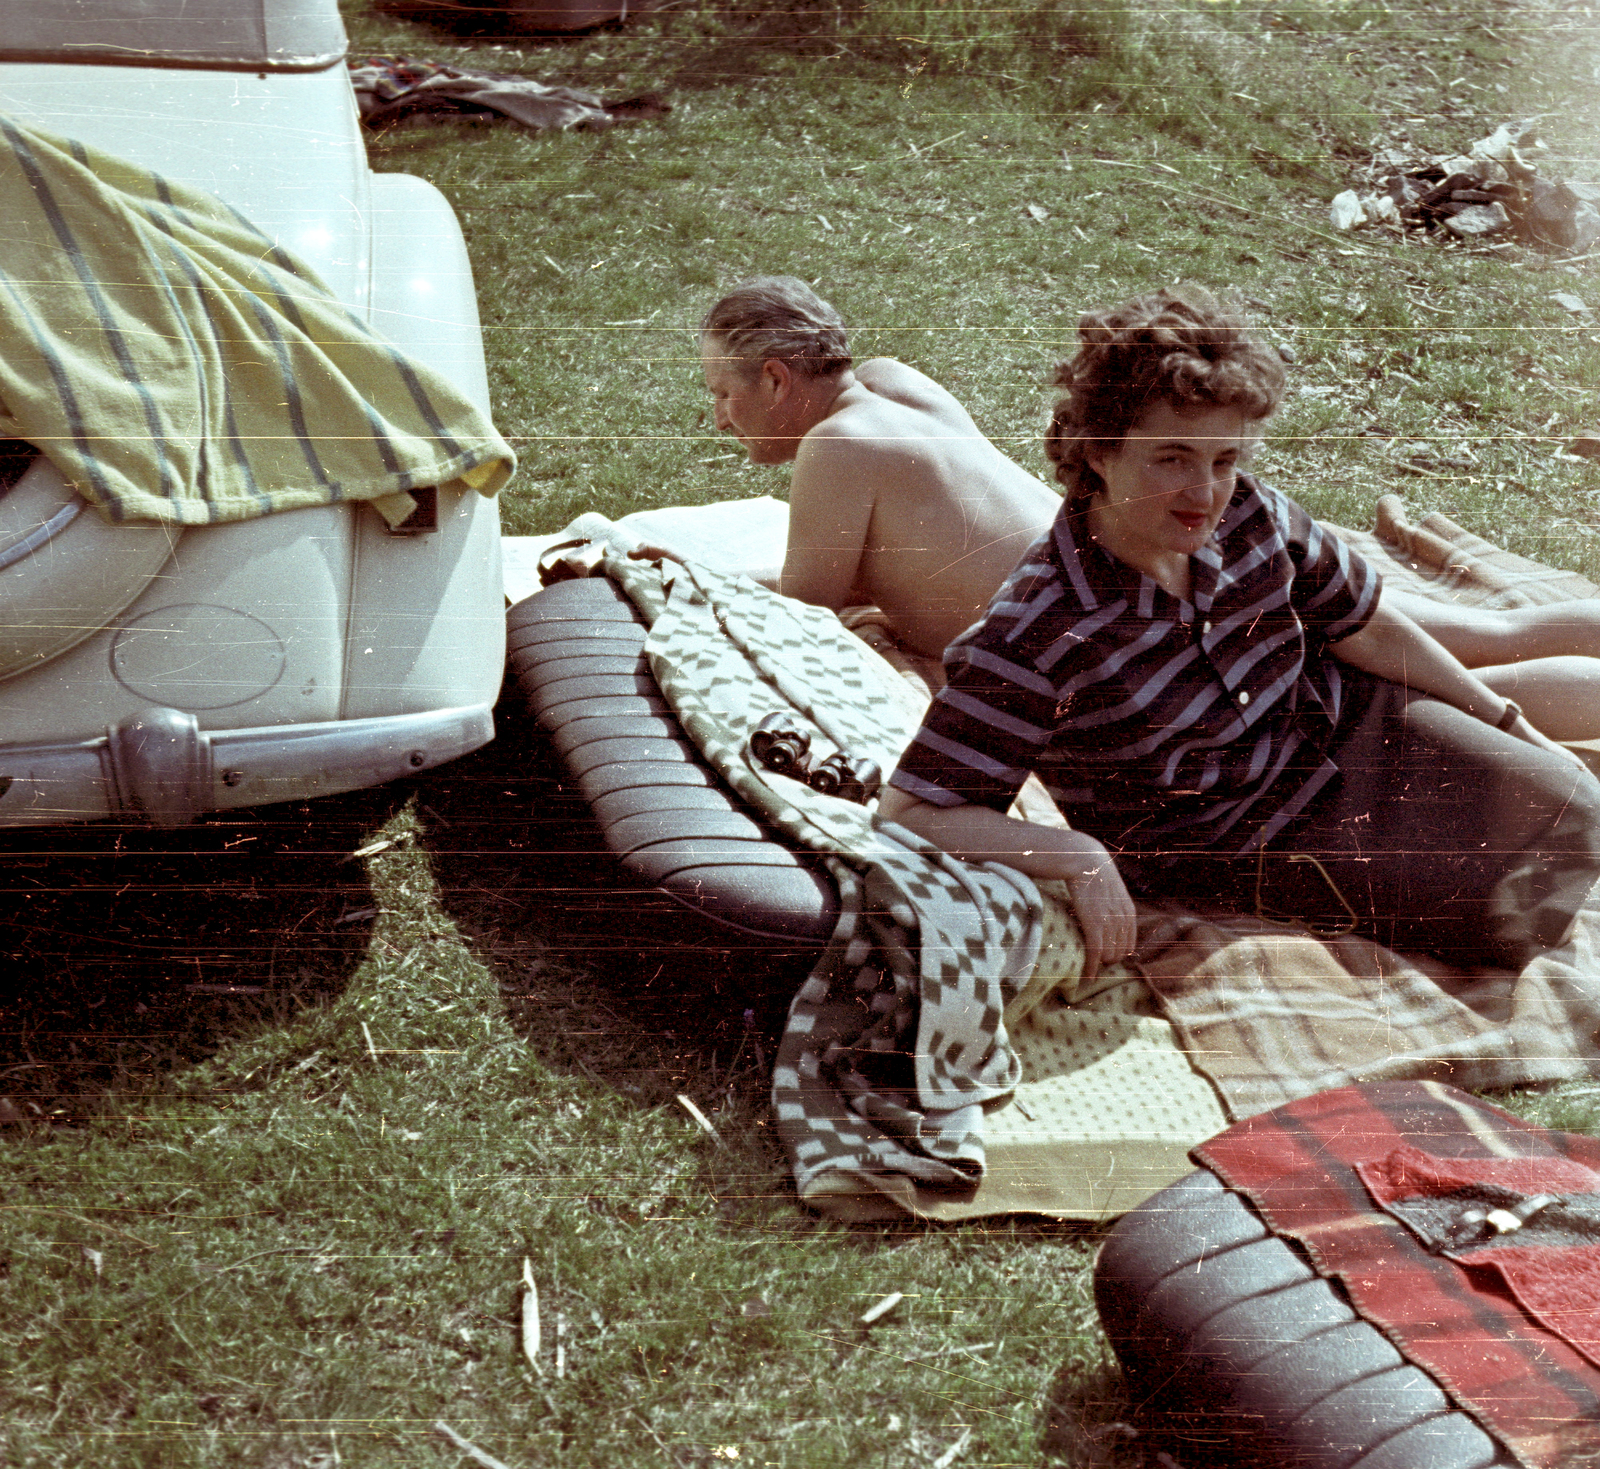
[1094,1168,1513,1469]
[504,577,839,964]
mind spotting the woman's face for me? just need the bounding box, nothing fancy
[1085,400,1255,578]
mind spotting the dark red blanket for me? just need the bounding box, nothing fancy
[1195,1081,1600,1468]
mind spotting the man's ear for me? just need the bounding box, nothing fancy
[759,357,793,402]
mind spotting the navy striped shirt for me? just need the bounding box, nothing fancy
[889,474,1382,856]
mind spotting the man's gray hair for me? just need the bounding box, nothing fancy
[701,276,852,379]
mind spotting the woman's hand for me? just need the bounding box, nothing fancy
[1059,847,1138,982]
[627,542,683,566]
[877,787,1139,981]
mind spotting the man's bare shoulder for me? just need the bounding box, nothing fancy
[799,384,928,456]
[853,357,977,425]
[801,365,976,462]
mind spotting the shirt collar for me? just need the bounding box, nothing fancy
[1055,493,1245,624]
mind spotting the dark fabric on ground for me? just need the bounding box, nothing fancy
[1120,674,1600,971]
[349,56,668,133]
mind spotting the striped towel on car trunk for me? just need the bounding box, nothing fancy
[0,115,513,527]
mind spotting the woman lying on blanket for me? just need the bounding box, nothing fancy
[878,286,1600,980]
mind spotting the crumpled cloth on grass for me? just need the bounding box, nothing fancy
[0,116,514,526]
[350,56,668,132]
[603,551,1044,1212]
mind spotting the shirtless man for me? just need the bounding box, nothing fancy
[698,277,1600,738]
[699,277,1058,660]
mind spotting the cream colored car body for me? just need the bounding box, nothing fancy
[0,1,505,825]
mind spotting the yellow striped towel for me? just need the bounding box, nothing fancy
[0,115,514,526]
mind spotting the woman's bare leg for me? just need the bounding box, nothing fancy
[1382,592,1600,740]
[1470,658,1600,742]
[1384,591,1600,663]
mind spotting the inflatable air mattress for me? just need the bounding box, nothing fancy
[1094,1168,1512,1468]
[504,577,838,971]
[1091,1077,1600,1468]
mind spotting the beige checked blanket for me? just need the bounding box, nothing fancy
[1137,497,1600,1122]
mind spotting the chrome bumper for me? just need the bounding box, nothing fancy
[0,704,494,826]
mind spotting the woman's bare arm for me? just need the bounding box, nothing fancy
[1333,600,1580,764]
[877,785,1136,980]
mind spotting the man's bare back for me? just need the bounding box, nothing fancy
[781,359,1059,658]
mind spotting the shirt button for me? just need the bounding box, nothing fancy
[1237,690,1250,706]
[1203,621,1212,634]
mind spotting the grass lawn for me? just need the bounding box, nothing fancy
[5,1,1600,1465]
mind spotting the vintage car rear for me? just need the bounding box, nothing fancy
[0,0,506,826]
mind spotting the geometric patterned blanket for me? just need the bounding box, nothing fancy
[602,552,1042,1211]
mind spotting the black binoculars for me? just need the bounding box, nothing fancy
[806,752,882,805]
[747,712,882,805]
[749,711,811,775]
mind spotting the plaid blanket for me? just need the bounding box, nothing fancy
[1197,1082,1600,1468]
[603,553,1043,1210]
[0,116,513,527]
[1141,499,1600,1117]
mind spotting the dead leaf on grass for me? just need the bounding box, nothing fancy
[859,1291,903,1326]
[674,1092,725,1147]
[521,1256,541,1374]
[434,1421,514,1469]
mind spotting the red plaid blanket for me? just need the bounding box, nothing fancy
[1195,1081,1600,1468]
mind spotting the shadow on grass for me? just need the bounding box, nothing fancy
[368,0,619,40]
[368,0,851,46]
[364,0,887,95]
[1038,1359,1132,1467]
[413,711,814,1226]
[0,786,407,1119]
[416,708,809,1077]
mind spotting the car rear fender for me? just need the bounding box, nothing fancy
[338,171,505,721]
[0,456,179,684]
[366,171,492,415]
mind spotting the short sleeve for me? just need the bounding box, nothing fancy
[1267,484,1381,646]
[888,638,1053,814]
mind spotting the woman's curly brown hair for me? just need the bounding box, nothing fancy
[1044,286,1285,505]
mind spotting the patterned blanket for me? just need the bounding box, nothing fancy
[603,553,1044,1210]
